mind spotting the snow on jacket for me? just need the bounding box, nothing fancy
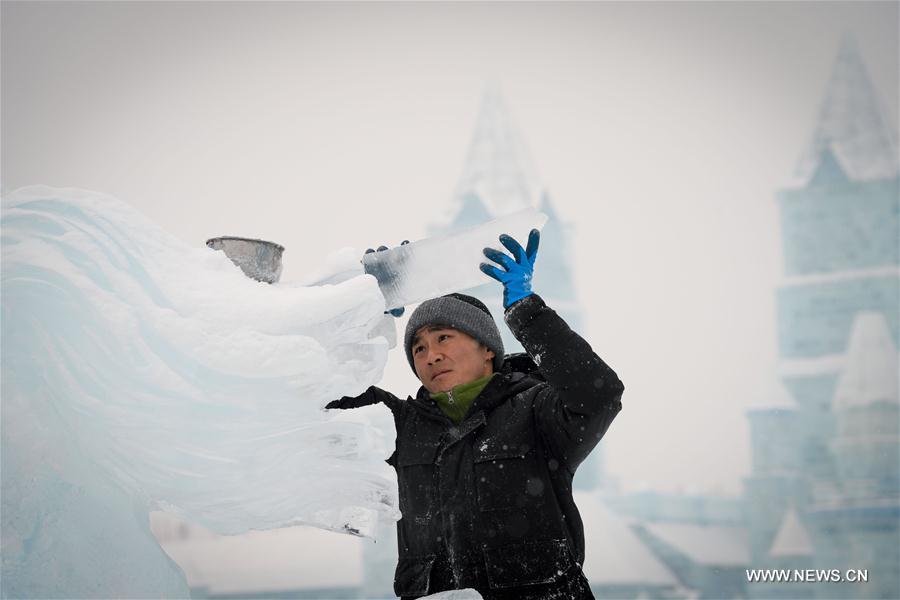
[326,294,624,599]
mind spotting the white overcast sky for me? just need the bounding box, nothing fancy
[3,1,898,496]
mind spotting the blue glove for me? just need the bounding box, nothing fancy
[365,241,409,317]
[480,229,540,309]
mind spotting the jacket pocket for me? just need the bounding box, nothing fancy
[397,442,440,521]
[483,538,573,589]
[473,446,540,511]
[393,554,436,597]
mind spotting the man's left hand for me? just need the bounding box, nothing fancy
[480,229,540,309]
[365,242,409,317]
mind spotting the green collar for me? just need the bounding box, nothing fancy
[429,374,495,424]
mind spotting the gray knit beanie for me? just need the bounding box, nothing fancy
[404,293,504,375]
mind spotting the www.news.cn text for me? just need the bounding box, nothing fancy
[746,569,868,583]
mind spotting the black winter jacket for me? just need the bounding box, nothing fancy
[326,295,624,599]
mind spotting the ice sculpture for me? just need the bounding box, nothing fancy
[1,186,400,597]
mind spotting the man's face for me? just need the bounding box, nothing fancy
[412,326,495,394]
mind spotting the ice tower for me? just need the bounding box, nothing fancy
[450,81,542,217]
[428,85,598,490]
[745,36,899,599]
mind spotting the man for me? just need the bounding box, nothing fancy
[326,230,624,599]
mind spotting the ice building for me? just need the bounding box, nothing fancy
[745,36,900,599]
[596,35,899,600]
[601,488,749,598]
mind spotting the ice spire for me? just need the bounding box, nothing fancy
[768,507,813,558]
[791,35,899,187]
[833,312,899,410]
[453,81,541,216]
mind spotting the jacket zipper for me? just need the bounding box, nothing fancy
[448,390,455,405]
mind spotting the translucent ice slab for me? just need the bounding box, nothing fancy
[363,208,548,310]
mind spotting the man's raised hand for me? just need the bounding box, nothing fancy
[480,229,540,309]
